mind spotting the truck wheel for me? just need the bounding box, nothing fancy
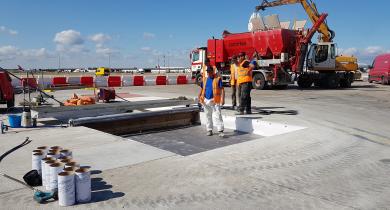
[381,76,388,85]
[320,73,339,89]
[298,74,313,88]
[252,73,266,90]
[340,74,352,88]
[7,95,15,109]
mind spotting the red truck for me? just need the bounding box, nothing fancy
[0,70,15,108]
[191,1,358,89]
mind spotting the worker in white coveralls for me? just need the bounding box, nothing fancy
[198,66,225,137]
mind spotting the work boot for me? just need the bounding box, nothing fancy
[218,131,225,138]
[235,111,244,115]
[207,131,213,136]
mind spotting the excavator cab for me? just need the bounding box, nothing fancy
[307,43,337,70]
[307,43,357,72]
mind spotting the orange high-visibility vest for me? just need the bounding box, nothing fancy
[230,63,239,86]
[199,76,223,104]
[237,60,252,85]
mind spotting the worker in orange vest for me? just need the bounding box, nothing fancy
[230,55,241,110]
[237,52,254,115]
[199,66,225,137]
[201,59,217,78]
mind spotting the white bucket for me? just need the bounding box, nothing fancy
[75,168,91,203]
[49,162,64,191]
[47,151,60,159]
[43,159,57,190]
[60,149,73,158]
[59,157,73,165]
[21,111,32,128]
[63,167,77,173]
[32,152,44,175]
[58,171,76,206]
[50,146,62,151]
[65,162,80,169]
[36,146,49,156]
[41,157,54,188]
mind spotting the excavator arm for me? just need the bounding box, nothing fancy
[256,0,335,42]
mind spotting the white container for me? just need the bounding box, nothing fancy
[65,162,80,169]
[58,171,76,206]
[63,167,77,173]
[49,146,62,152]
[41,157,54,185]
[47,151,60,159]
[60,149,73,158]
[75,168,91,203]
[36,146,49,156]
[43,159,57,190]
[59,157,73,165]
[32,152,44,175]
[21,111,32,128]
[49,162,64,191]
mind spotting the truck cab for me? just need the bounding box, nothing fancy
[96,67,110,76]
[190,48,207,84]
[0,70,15,108]
[300,42,357,88]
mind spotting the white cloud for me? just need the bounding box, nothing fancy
[143,32,155,39]
[90,33,111,44]
[339,48,358,56]
[0,26,18,36]
[54,30,84,45]
[53,30,87,53]
[339,46,389,63]
[141,47,152,52]
[0,45,19,56]
[362,46,385,55]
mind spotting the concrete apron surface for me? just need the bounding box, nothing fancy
[1,100,390,209]
[199,112,306,137]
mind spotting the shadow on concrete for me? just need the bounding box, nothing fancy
[91,170,102,175]
[88,174,125,203]
[91,179,112,191]
[252,107,298,116]
[90,191,125,203]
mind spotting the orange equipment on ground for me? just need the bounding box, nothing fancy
[64,94,96,106]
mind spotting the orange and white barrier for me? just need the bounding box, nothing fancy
[108,76,122,87]
[52,77,67,87]
[11,74,194,89]
[133,75,144,86]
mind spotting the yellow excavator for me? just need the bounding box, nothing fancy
[256,0,358,88]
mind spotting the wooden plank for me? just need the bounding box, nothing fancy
[32,99,195,121]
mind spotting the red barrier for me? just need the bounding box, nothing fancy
[133,76,144,86]
[177,75,187,85]
[80,76,94,87]
[155,75,167,85]
[52,77,67,86]
[21,78,38,88]
[108,76,122,87]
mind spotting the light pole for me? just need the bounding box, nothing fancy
[108,53,111,68]
[58,54,61,70]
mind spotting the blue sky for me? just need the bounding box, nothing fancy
[0,0,389,68]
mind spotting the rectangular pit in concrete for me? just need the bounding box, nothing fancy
[124,126,261,156]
